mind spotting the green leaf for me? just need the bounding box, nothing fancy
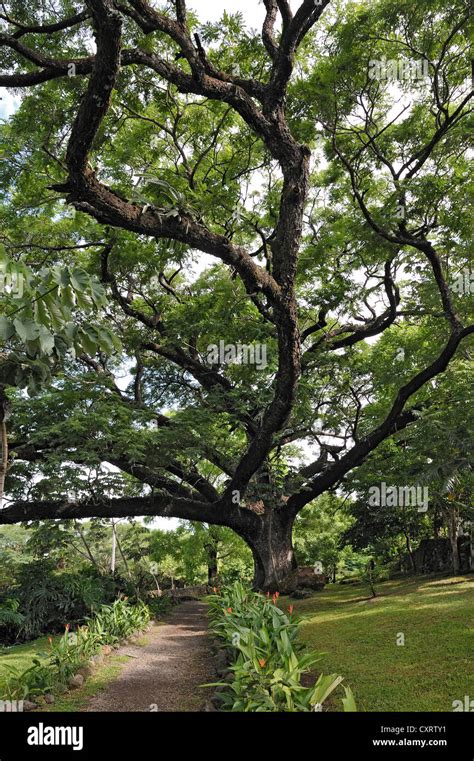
[0,317,15,341]
[95,327,115,354]
[341,686,357,712]
[90,280,107,308]
[59,286,76,310]
[77,326,98,355]
[13,318,40,343]
[70,268,90,292]
[38,326,55,356]
[34,298,50,328]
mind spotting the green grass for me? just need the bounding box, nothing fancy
[46,655,130,712]
[0,635,58,690]
[283,574,474,712]
[0,635,132,712]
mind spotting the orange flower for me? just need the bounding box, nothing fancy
[288,605,294,614]
[258,659,266,668]
[275,591,280,598]
[227,607,232,614]
[48,636,53,646]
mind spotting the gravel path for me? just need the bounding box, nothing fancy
[86,601,215,712]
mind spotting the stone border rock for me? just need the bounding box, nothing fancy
[204,638,235,712]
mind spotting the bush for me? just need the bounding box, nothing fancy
[2,659,54,701]
[1,562,133,644]
[86,600,150,646]
[207,582,356,712]
[146,595,174,619]
[0,599,151,702]
[0,599,25,641]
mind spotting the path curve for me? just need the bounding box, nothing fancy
[86,600,215,712]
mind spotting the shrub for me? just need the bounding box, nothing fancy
[0,598,25,633]
[86,599,150,645]
[207,582,356,712]
[0,600,151,702]
[1,563,133,643]
[147,595,174,619]
[2,659,54,701]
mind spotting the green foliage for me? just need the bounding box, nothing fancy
[146,595,174,619]
[0,598,24,634]
[206,582,356,712]
[3,562,124,643]
[2,658,54,701]
[149,523,253,587]
[0,599,150,701]
[85,599,150,647]
[0,253,119,394]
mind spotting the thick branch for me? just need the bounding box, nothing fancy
[0,495,229,527]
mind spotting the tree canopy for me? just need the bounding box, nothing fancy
[0,0,472,591]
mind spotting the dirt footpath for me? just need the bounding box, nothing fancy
[86,600,215,712]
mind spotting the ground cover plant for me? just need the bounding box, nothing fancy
[0,599,150,702]
[207,581,356,711]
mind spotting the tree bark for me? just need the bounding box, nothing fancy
[404,530,417,573]
[206,543,218,585]
[243,509,298,594]
[446,506,461,574]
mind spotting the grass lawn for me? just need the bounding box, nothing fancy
[47,656,130,712]
[0,635,133,712]
[0,635,57,688]
[283,574,474,712]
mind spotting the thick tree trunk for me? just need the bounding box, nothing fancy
[243,510,298,594]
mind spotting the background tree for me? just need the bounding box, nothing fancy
[0,0,472,591]
[345,361,473,573]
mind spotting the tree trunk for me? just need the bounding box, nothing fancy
[447,508,461,574]
[404,530,417,573]
[243,510,298,594]
[206,543,218,585]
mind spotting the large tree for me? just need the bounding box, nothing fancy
[0,0,472,591]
